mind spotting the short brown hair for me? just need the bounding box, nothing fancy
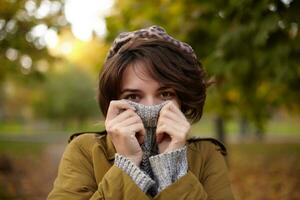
[98,38,207,123]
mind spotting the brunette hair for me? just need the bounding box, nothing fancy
[98,38,207,123]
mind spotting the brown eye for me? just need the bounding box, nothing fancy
[125,94,140,101]
[160,91,175,99]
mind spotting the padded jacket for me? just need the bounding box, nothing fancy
[47,131,234,200]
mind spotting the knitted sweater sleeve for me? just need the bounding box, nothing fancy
[114,147,188,194]
[114,153,155,193]
[149,146,188,192]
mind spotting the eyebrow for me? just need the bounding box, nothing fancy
[120,89,141,94]
[120,86,172,94]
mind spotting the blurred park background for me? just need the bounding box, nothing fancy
[0,0,299,199]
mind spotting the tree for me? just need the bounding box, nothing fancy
[0,0,68,79]
[33,65,99,124]
[207,0,300,138]
[0,0,68,121]
[105,0,300,142]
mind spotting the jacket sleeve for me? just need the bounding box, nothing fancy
[47,137,151,200]
[153,142,234,200]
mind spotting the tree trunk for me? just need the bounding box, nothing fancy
[214,115,226,143]
[239,116,249,140]
[0,85,4,122]
[255,125,264,141]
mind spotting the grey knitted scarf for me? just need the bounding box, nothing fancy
[125,100,167,179]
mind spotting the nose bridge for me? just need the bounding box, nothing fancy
[143,94,158,106]
[143,95,155,106]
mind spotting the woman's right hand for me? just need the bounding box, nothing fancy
[105,100,145,166]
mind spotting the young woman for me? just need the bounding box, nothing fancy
[48,25,234,199]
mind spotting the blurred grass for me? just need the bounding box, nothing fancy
[1,117,299,137]
[0,141,45,157]
[0,120,105,135]
[0,122,24,134]
[190,116,300,137]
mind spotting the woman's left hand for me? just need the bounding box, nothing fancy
[156,101,191,154]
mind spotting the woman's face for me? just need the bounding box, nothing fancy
[119,60,180,107]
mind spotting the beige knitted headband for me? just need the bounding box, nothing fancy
[106,25,197,60]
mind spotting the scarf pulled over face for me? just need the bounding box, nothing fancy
[124,100,167,178]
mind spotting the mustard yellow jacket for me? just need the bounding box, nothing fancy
[47,131,234,200]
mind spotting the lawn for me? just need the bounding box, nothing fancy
[0,141,45,157]
[190,116,300,138]
[1,116,299,138]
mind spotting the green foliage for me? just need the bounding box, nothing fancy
[0,0,69,123]
[105,0,300,134]
[1,0,299,135]
[0,141,44,156]
[33,66,99,122]
[207,0,300,132]
[0,0,67,83]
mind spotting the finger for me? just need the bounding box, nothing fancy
[108,109,137,126]
[106,100,136,121]
[156,124,178,143]
[118,115,142,127]
[113,111,141,125]
[162,101,185,119]
[156,124,170,144]
[136,131,145,144]
[156,129,164,144]
[157,113,189,136]
[159,109,183,124]
[157,132,171,145]
[158,111,190,134]
[127,123,145,144]
[157,117,185,138]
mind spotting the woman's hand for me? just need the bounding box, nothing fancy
[156,101,191,154]
[105,100,145,166]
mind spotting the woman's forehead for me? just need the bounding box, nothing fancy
[121,62,163,90]
[124,59,157,80]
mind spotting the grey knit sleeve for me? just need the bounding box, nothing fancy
[114,153,155,193]
[149,146,188,192]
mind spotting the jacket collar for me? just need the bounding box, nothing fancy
[105,132,116,161]
[69,130,116,161]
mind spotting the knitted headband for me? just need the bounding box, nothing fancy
[106,25,197,60]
